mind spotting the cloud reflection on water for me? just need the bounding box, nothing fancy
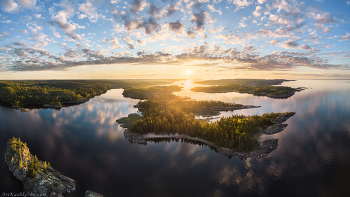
[2,81,350,196]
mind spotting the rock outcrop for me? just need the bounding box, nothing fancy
[5,137,76,196]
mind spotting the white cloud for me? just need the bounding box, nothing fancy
[299,45,311,50]
[258,0,266,4]
[315,12,336,25]
[270,40,279,45]
[110,0,119,4]
[340,33,350,41]
[78,1,99,22]
[347,1,350,5]
[253,6,262,17]
[281,40,298,49]
[34,14,41,19]
[231,0,253,10]
[239,17,247,28]
[323,27,331,33]
[53,32,61,38]
[130,0,147,13]
[0,31,10,37]
[207,5,222,15]
[111,38,123,49]
[1,0,19,13]
[17,0,37,9]
[78,14,87,19]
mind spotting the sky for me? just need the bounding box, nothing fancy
[0,0,350,79]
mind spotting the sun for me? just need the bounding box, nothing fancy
[184,69,194,75]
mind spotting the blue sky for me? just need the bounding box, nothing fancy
[0,0,350,79]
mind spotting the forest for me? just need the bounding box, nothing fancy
[191,84,301,98]
[122,85,182,99]
[0,79,179,108]
[7,137,50,179]
[117,94,284,151]
[191,79,303,99]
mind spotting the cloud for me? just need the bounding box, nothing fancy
[53,32,61,38]
[148,4,161,17]
[253,6,262,17]
[0,31,10,37]
[13,41,27,46]
[191,10,206,30]
[186,30,197,39]
[216,33,244,45]
[4,44,348,72]
[78,1,99,22]
[51,4,83,41]
[231,0,253,11]
[17,0,37,9]
[257,0,266,4]
[21,30,28,34]
[207,5,222,15]
[299,44,310,50]
[281,40,299,49]
[34,14,41,19]
[163,5,178,18]
[340,33,350,41]
[110,38,123,49]
[1,0,19,13]
[323,26,331,33]
[315,12,336,25]
[130,0,147,14]
[270,40,279,45]
[347,1,350,5]
[143,18,161,34]
[168,21,185,33]
[24,15,32,22]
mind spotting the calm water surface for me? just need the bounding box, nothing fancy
[1,80,350,197]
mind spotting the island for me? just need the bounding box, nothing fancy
[5,137,76,196]
[0,79,179,109]
[191,79,304,99]
[117,92,295,158]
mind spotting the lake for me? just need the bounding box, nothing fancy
[1,80,350,197]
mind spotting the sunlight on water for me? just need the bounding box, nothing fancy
[1,80,350,196]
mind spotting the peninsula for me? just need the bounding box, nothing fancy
[191,79,304,99]
[117,92,295,157]
[5,137,75,196]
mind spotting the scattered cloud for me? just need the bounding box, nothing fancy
[1,0,19,13]
[281,40,299,49]
[340,33,350,41]
[253,6,262,17]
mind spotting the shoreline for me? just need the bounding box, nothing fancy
[123,112,295,159]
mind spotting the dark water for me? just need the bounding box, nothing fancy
[1,80,350,197]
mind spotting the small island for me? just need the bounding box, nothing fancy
[117,92,295,158]
[191,79,304,99]
[5,137,76,196]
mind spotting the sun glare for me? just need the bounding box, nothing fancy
[183,80,193,90]
[184,69,194,75]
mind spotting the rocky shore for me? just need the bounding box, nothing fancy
[123,112,295,159]
[5,138,76,196]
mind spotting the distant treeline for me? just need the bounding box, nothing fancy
[122,85,182,99]
[191,84,298,98]
[118,94,283,151]
[0,79,179,107]
[192,79,301,99]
